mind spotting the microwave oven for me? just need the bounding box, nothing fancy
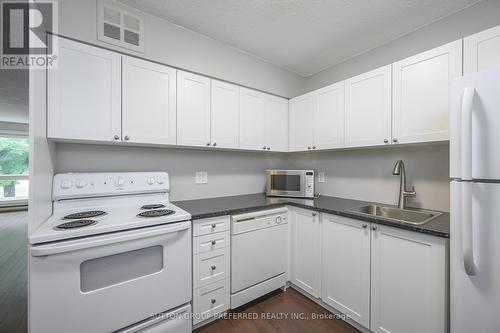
[266,170,314,198]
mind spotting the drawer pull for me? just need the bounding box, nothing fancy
[211,240,216,245]
[211,224,216,229]
[211,298,216,304]
[211,265,216,270]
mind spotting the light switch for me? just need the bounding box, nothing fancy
[195,171,208,184]
[318,172,325,183]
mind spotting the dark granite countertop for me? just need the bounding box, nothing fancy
[173,193,450,238]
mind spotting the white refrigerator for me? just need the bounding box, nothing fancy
[450,68,500,332]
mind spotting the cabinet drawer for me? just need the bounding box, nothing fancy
[193,247,230,288]
[193,231,230,255]
[193,279,230,325]
[193,216,230,237]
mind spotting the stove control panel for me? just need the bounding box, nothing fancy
[53,172,170,201]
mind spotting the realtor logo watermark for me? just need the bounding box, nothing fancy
[1,0,58,69]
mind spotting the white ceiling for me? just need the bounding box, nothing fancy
[118,0,481,77]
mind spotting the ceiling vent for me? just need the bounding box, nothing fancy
[97,0,144,52]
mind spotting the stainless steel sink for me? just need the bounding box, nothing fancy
[347,205,441,225]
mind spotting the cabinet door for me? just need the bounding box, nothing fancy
[122,56,177,145]
[291,208,321,298]
[239,88,265,150]
[210,80,239,149]
[177,71,211,147]
[345,65,392,148]
[392,40,462,144]
[315,82,345,149]
[264,95,288,152]
[464,25,500,74]
[371,225,447,333]
[48,38,121,141]
[321,215,370,328]
[289,93,314,152]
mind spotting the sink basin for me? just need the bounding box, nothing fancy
[347,205,441,225]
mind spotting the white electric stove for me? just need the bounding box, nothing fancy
[29,172,192,333]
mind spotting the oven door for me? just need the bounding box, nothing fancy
[266,170,305,197]
[29,221,191,333]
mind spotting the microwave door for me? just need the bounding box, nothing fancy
[269,173,303,196]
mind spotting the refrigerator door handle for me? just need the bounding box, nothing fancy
[461,87,475,181]
[462,181,476,276]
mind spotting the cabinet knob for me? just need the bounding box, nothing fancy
[211,299,216,304]
[308,146,311,150]
[124,136,129,141]
[113,135,119,140]
[206,142,211,146]
[211,265,216,270]
[263,146,267,150]
[213,142,217,147]
[372,226,378,231]
[267,147,270,150]
[392,138,398,143]
[312,146,316,149]
[211,240,216,246]
[362,224,368,229]
[383,138,389,144]
[211,224,216,229]
[312,212,317,217]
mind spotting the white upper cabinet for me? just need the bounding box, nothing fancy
[322,215,370,328]
[122,56,177,145]
[345,65,392,148]
[239,88,266,150]
[464,25,500,74]
[210,80,240,149]
[264,95,289,152]
[371,225,447,333]
[315,82,345,149]
[289,93,315,151]
[290,208,321,298]
[48,38,121,142]
[177,71,211,147]
[392,40,462,144]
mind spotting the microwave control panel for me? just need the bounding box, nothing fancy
[305,171,314,197]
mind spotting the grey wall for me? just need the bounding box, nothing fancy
[54,143,288,201]
[304,0,500,91]
[286,144,450,212]
[57,0,304,98]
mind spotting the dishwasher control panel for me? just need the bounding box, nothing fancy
[231,208,288,235]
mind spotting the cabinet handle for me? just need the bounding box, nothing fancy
[392,138,398,143]
[383,138,389,144]
[206,142,211,146]
[372,226,378,231]
[211,224,216,229]
[113,135,119,140]
[211,240,216,245]
[362,224,368,229]
[211,265,216,270]
[213,142,217,147]
[124,136,129,141]
[211,299,216,304]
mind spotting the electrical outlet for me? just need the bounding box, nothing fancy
[195,171,208,184]
[318,172,325,183]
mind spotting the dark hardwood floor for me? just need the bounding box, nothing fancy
[0,211,28,333]
[195,288,360,333]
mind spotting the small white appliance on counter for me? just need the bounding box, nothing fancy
[266,170,315,198]
[29,172,192,333]
[230,208,288,308]
[450,68,500,332]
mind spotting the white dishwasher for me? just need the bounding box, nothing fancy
[231,207,288,309]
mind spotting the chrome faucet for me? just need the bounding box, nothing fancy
[392,160,416,209]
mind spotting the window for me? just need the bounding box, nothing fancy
[0,136,29,206]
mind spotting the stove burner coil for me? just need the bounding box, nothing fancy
[140,204,166,210]
[55,220,97,230]
[137,209,175,218]
[63,210,107,220]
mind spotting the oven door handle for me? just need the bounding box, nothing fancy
[31,222,190,257]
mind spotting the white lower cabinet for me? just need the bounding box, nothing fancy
[321,214,371,328]
[370,224,447,333]
[192,217,230,326]
[290,208,321,298]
